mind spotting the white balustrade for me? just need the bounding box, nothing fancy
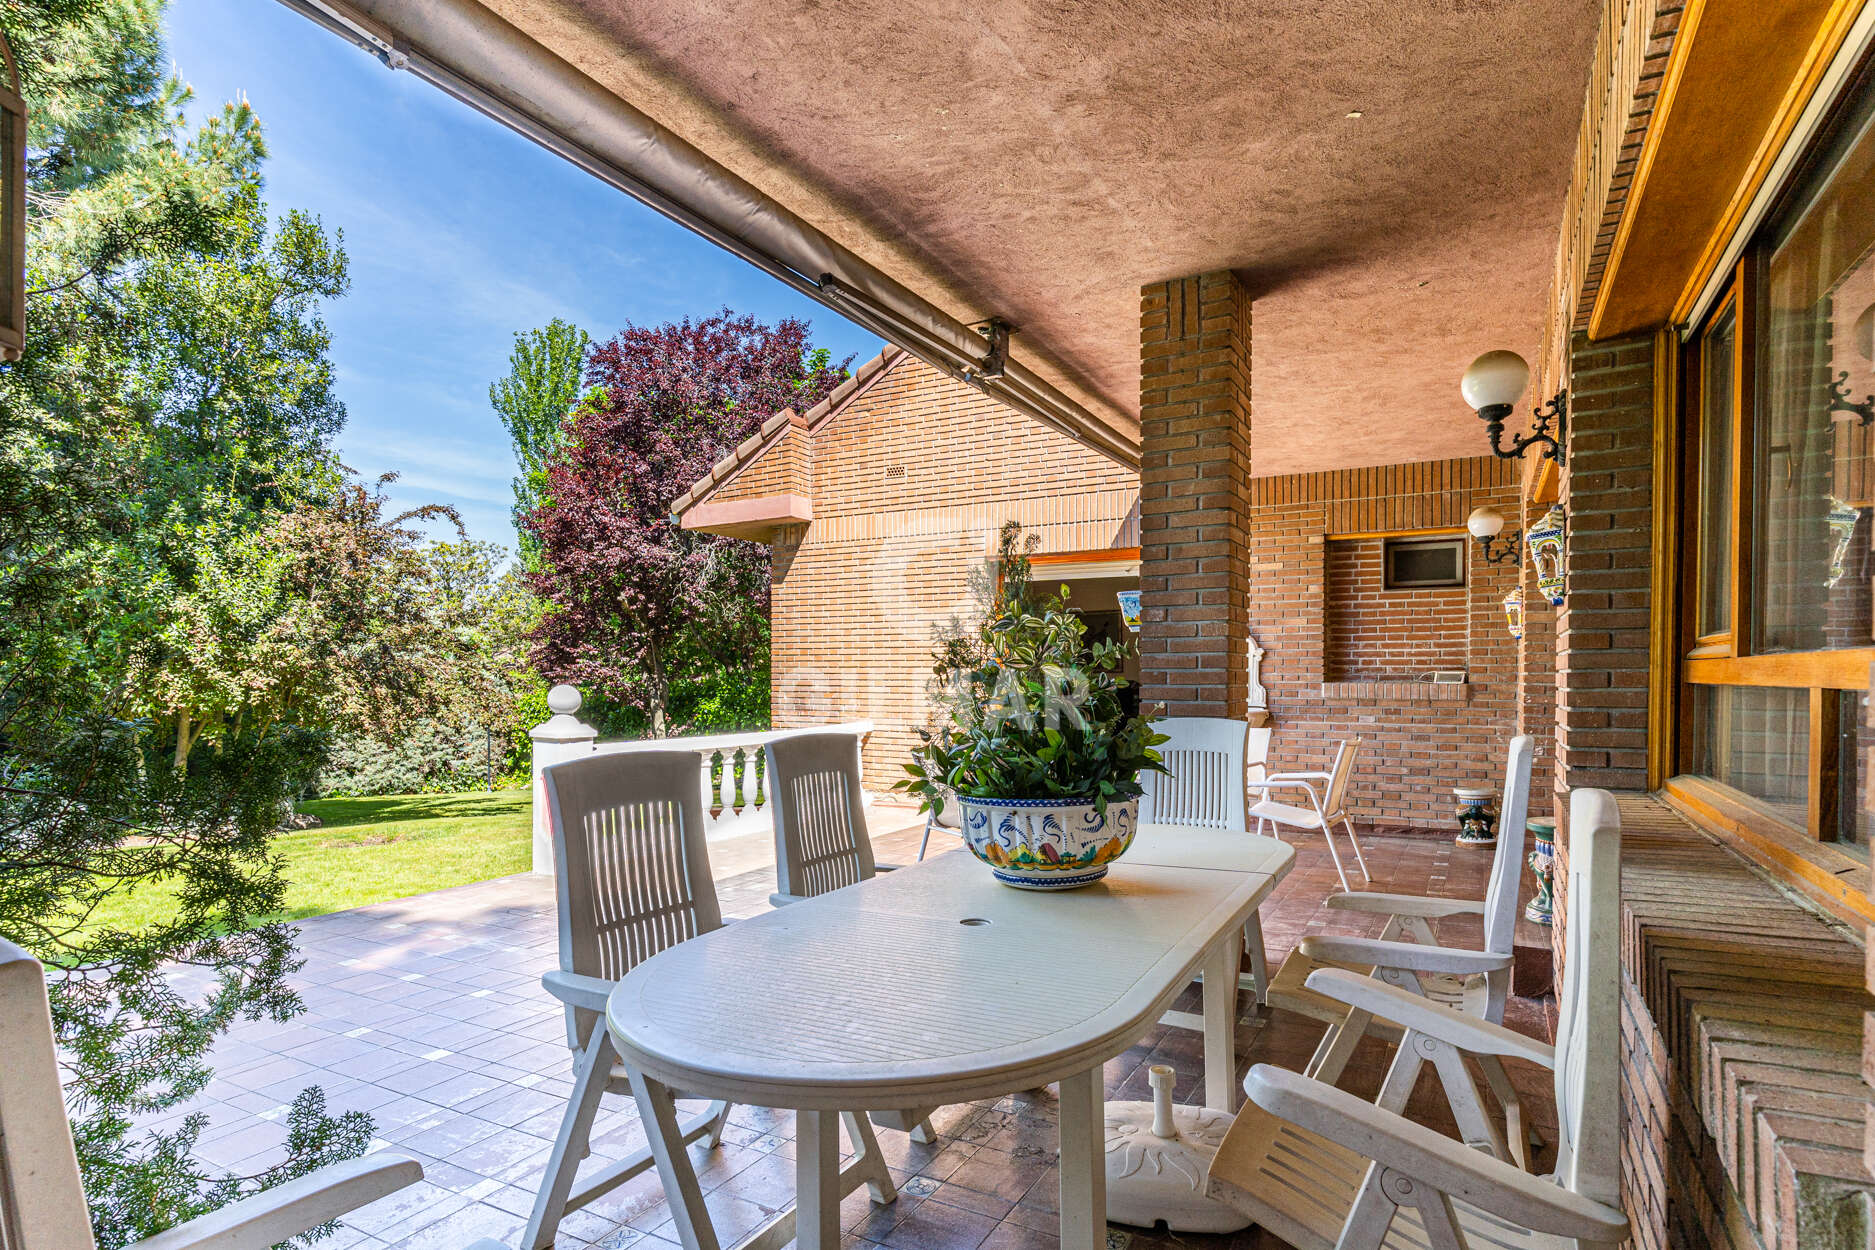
[528,684,873,874]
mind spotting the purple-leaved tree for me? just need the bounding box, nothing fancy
[525,311,847,735]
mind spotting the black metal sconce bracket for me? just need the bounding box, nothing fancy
[1827,371,1875,427]
[1475,532,1522,565]
[1479,389,1567,463]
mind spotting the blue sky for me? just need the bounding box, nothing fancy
[163,0,882,551]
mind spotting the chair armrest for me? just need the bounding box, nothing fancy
[1263,770,1333,783]
[1242,1066,1628,1243]
[1323,891,1485,919]
[1298,935,1511,977]
[1304,969,1554,1067]
[541,969,615,1013]
[769,891,809,908]
[875,862,901,873]
[1252,778,1325,805]
[127,1155,424,1250]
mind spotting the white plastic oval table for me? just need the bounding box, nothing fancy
[605,823,1293,1250]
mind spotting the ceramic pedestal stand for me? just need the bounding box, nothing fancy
[1105,1065,1249,1233]
[1525,820,1557,924]
[1453,786,1497,845]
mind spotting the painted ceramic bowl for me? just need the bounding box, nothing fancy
[956,796,1138,890]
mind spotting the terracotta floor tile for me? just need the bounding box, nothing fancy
[178,809,1558,1250]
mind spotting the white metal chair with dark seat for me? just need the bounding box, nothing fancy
[1205,789,1629,1249]
[1249,735,1370,890]
[767,730,938,1143]
[1140,716,1272,1004]
[1265,734,1539,1164]
[0,935,507,1250]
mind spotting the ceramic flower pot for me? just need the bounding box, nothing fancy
[956,795,1138,890]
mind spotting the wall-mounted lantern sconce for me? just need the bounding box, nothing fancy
[1466,505,1521,565]
[1461,350,1566,463]
[0,27,25,362]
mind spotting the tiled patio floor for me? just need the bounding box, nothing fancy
[165,806,1560,1250]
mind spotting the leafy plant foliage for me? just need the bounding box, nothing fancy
[901,524,1166,813]
[0,2,501,1242]
[524,312,846,735]
[490,317,590,571]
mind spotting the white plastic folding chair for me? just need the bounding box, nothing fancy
[1268,734,1539,1163]
[768,730,893,903]
[767,731,937,1143]
[524,750,741,1250]
[1139,716,1271,1004]
[0,936,503,1250]
[1249,736,1370,890]
[1206,790,1628,1249]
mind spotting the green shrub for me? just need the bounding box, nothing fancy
[315,721,505,797]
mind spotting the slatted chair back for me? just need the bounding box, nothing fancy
[544,750,723,1048]
[1553,788,1624,1210]
[1480,734,1536,961]
[768,732,876,899]
[0,937,100,1250]
[1246,727,1272,790]
[1321,736,1364,817]
[1139,717,1250,830]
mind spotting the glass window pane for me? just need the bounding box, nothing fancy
[1754,88,1875,652]
[1688,685,1809,829]
[1696,309,1735,638]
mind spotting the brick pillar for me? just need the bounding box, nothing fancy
[1138,272,1252,717]
[1555,331,1656,798]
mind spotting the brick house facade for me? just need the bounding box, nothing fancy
[678,346,1557,824]
[673,348,1139,791]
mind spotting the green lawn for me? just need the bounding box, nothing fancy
[81,789,534,934]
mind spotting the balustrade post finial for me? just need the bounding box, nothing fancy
[531,683,599,875]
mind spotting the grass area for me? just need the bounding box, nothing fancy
[81,789,533,934]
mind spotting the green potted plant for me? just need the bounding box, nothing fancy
[901,525,1166,889]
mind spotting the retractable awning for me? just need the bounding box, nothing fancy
[274,0,1141,469]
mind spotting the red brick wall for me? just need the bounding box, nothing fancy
[1247,457,1552,827]
[1555,331,1657,797]
[714,425,810,502]
[764,355,1138,789]
[1323,538,1471,680]
[1137,272,1252,718]
[1554,797,1870,1250]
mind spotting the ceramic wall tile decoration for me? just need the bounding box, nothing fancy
[1116,589,1142,631]
[1502,586,1525,639]
[1527,504,1567,605]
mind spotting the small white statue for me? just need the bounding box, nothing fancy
[1246,633,1269,715]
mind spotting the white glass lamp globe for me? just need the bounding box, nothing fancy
[1461,350,1531,412]
[1467,506,1506,540]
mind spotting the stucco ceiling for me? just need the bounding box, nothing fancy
[486,0,1600,476]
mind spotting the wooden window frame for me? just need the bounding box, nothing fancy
[1672,255,1872,876]
[1686,280,1747,657]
